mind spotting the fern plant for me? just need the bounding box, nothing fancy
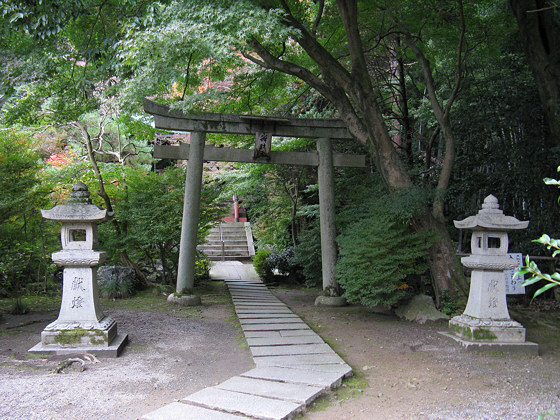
[335,175,433,307]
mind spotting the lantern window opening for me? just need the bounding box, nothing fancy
[487,236,501,249]
[70,229,87,242]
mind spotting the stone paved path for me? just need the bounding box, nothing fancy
[142,261,352,420]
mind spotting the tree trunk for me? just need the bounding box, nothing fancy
[511,0,560,147]
[398,55,414,167]
[413,211,469,306]
[75,121,148,287]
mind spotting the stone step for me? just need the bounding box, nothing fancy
[200,244,249,249]
[209,256,253,261]
[205,236,248,241]
[209,226,247,231]
[201,250,250,257]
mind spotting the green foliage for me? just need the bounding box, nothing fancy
[95,165,224,285]
[0,130,57,296]
[266,247,304,284]
[335,176,433,308]
[9,297,30,315]
[446,33,560,255]
[292,220,322,287]
[515,168,560,300]
[118,0,298,113]
[440,290,460,316]
[253,248,274,282]
[538,409,556,420]
[194,252,212,282]
[98,278,135,300]
[1,0,85,39]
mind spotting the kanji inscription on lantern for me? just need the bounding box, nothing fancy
[505,253,525,295]
[71,296,85,309]
[72,277,86,292]
[487,279,499,292]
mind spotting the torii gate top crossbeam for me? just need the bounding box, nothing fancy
[144,99,353,140]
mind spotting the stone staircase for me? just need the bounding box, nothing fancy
[198,222,255,261]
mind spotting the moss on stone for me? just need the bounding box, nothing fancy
[54,328,106,346]
[473,328,497,341]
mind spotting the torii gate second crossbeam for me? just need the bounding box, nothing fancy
[144,99,366,303]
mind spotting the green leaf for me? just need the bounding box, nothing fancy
[522,276,544,287]
[543,177,560,185]
[513,267,530,277]
[532,282,558,300]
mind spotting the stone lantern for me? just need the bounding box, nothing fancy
[29,182,128,357]
[447,195,537,352]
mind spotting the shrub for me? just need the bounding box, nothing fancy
[335,175,433,308]
[98,278,136,299]
[195,251,212,282]
[253,248,274,281]
[266,247,304,284]
[10,297,30,315]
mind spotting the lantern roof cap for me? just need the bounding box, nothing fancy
[453,194,528,231]
[41,182,112,222]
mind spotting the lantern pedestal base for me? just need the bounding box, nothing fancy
[439,331,538,355]
[28,334,128,358]
[441,314,539,355]
[28,316,128,358]
[450,314,527,343]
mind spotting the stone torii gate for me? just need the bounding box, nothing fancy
[144,99,365,305]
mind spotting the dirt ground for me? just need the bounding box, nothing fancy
[1,281,560,420]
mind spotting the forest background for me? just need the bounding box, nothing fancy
[1,0,559,311]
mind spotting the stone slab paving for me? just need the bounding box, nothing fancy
[241,323,311,331]
[236,308,294,314]
[216,376,324,405]
[182,388,302,420]
[142,261,352,420]
[142,402,250,419]
[241,366,346,389]
[237,313,300,319]
[247,335,325,346]
[254,353,348,367]
[251,343,333,357]
[240,318,307,325]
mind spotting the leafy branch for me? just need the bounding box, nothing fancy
[515,168,560,299]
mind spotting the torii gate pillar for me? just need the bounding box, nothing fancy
[316,138,346,306]
[176,131,205,296]
[317,138,338,295]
